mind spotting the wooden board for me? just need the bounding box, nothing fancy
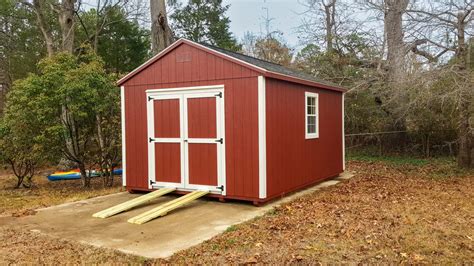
[92,188,176,218]
[128,191,209,224]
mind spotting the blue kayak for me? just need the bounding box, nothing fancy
[47,172,81,181]
[47,169,123,181]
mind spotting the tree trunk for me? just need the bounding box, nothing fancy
[59,0,76,53]
[455,11,473,168]
[384,0,409,85]
[323,0,336,53]
[32,0,55,56]
[78,163,90,187]
[150,0,173,54]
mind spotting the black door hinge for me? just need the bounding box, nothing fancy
[148,96,153,101]
[216,185,224,191]
[150,180,156,185]
[149,137,155,143]
[215,138,223,144]
[215,92,222,98]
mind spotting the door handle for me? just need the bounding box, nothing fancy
[184,139,188,142]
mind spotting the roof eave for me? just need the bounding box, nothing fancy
[117,38,348,93]
[117,38,268,86]
[264,71,348,93]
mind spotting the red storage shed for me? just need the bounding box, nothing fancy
[118,39,346,204]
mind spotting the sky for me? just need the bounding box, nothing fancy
[222,0,307,49]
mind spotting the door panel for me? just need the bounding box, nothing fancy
[148,94,184,188]
[188,143,218,186]
[155,143,181,183]
[154,99,180,138]
[187,97,217,138]
[185,95,220,188]
[147,89,225,194]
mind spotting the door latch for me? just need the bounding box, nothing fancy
[215,138,223,144]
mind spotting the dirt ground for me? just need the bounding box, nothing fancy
[0,158,473,264]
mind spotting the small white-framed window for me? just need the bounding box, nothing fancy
[305,92,319,139]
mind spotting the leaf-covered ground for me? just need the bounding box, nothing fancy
[0,168,123,216]
[0,159,473,264]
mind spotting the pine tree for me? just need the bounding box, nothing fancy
[171,0,241,51]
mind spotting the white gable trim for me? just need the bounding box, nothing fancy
[190,41,267,73]
[117,40,182,85]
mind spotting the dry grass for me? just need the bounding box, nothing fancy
[0,159,473,264]
[0,167,124,216]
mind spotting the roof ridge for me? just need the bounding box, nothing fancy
[198,42,286,68]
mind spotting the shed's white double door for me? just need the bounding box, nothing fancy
[146,87,226,195]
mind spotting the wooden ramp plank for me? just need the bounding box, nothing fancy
[128,191,209,224]
[92,188,176,218]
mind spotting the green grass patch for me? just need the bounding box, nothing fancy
[224,225,237,233]
[347,153,429,166]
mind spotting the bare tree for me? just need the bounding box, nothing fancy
[383,0,409,84]
[150,0,172,54]
[406,0,473,167]
[31,0,55,56]
[59,0,76,52]
[22,0,78,55]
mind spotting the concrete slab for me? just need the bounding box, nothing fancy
[1,172,353,258]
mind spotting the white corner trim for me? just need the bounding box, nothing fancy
[305,91,319,139]
[258,76,267,199]
[342,94,345,171]
[120,86,127,187]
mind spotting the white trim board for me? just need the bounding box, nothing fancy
[258,76,267,199]
[305,92,319,139]
[146,85,224,94]
[146,86,226,195]
[120,86,127,187]
[342,94,345,171]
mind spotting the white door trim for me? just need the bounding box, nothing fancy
[146,85,226,195]
[146,85,225,94]
[147,94,185,189]
[258,76,267,199]
[183,91,225,194]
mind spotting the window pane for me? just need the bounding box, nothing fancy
[307,116,316,134]
[307,106,315,115]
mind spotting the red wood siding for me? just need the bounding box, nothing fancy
[187,97,217,138]
[187,97,218,186]
[123,43,260,200]
[188,144,218,186]
[155,143,181,183]
[154,99,180,138]
[265,78,343,199]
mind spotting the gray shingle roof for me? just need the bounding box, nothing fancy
[200,43,341,89]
